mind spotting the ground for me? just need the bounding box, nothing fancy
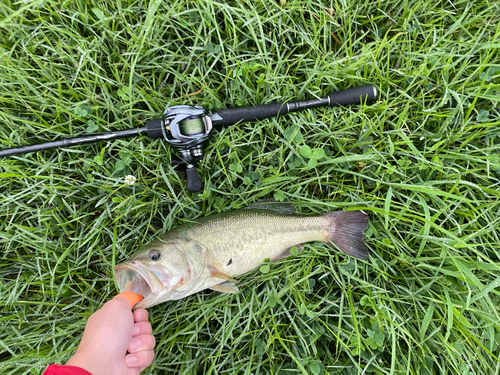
[0,1,499,374]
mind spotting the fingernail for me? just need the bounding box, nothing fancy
[129,338,141,351]
[132,326,140,336]
[126,355,137,366]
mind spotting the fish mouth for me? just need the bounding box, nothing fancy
[114,263,159,304]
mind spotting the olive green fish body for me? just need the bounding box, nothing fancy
[182,210,330,277]
[115,206,369,309]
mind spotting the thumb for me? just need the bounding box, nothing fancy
[113,291,144,309]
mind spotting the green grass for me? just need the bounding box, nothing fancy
[1,0,500,374]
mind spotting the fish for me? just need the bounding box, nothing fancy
[114,203,369,309]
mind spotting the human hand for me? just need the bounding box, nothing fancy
[66,295,155,375]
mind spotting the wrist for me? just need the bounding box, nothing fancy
[66,350,104,375]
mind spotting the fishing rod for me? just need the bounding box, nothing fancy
[0,84,378,192]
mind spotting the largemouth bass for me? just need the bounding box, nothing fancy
[115,203,369,309]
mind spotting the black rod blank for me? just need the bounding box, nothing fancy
[0,127,148,157]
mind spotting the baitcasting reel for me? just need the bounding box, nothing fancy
[147,105,214,192]
[0,85,378,192]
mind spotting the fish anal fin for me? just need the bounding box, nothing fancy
[210,281,239,294]
[207,265,236,281]
[271,244,304,262]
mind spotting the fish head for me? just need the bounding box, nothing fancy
[115,237,202,309]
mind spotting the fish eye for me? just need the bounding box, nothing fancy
[149,250,161,261]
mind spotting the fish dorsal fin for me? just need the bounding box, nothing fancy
[244,199,297,215]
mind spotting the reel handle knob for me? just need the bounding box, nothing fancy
[186,164,203,193]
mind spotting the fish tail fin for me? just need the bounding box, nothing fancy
[323,210,369,259]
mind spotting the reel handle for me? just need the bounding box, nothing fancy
[211,85,378,127]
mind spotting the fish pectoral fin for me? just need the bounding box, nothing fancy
[271,244,304,262]
[210,281,239,294]
[207,266,236,281]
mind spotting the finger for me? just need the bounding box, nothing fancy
[133,308,148,323]
[112,296,136,310]
[102,297,130,312]
[113,292,143,308]
[132,321,153,337]
[125,349,155,369]
[127,333,156,353]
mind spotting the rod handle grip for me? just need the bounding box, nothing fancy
[326,85,378,107]
[212,84,378,127]
[145,119,163,139]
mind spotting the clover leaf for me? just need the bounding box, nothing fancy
[300,145,312,158]
[477,109,490,123]
[256,73,267,89]
[267,295,279,308]
[480,66,500,82]
[309,361,321,375]
[283,124,304,143]
[301,358,322,375]
[259,264,270,273]
[254,339,266,355]
[300,144,325,169]
[132,73,142,84]
[308,159,318,168]
[274,190,285,202]
[86,120,98,133]
[117,86,130,100]
[205,43,221,55]
[75,105,92,118]
[311,148,324,159]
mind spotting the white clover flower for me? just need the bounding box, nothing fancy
[125,175,136,185]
